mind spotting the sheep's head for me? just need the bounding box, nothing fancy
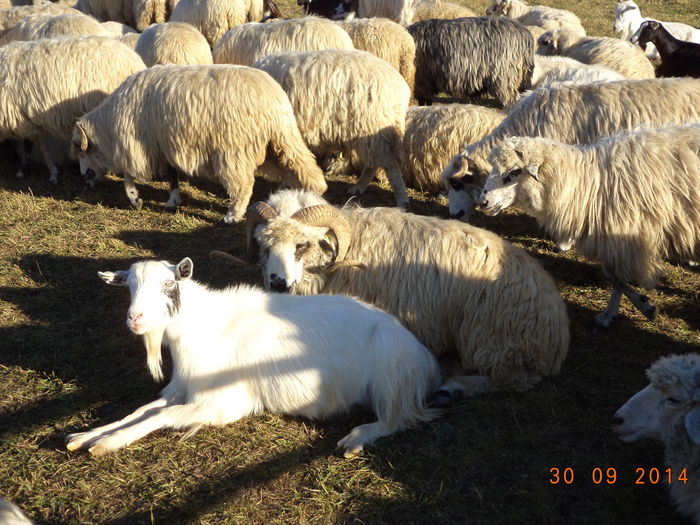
[630,20,659,48]
[71,122,106,186]
[241,201,353,294]
[442,152,491,221]
[98,258,194,382]
[537,29,579,55]
[485,0,510,16]
[478,137,545,216]
[613,354,700,447]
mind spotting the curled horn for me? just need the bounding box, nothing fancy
[77,123,88,152]
[243,201,279,263]
[291,205,351,262]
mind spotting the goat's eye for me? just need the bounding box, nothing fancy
[295,242,310,260]
[164,280,175,288]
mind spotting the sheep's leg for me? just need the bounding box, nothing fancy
[37,138,61,184]
[337,421,393,458]
[15,139,33,179]
[123,173,143,210]
[428,375,498,407]
[384,166,410,210]
[66,397,171,452]
[219,161,254,225]
[164,167,181,212]
[620,284,657,321]
[348,167,378,196]
[594,284,623,329]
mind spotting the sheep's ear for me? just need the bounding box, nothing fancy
[175,257,193,280]
[98,270,129,286]
[684,406,700,445]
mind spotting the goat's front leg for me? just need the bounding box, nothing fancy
[620,283,657,321]
[66,397,171,452]
[594,283,623,329]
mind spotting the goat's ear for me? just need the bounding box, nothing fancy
[175,257,194,280]
[98,270,129,286]
[684,406,700,445]
[525,163,541,182]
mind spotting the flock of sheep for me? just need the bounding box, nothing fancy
[1,0,700,522]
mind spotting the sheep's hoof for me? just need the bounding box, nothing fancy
[592,313,616,330]
[130,198,143,210]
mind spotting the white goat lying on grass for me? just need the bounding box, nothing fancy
[65,258,442,457]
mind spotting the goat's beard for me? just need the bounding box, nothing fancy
[143,329,165,382]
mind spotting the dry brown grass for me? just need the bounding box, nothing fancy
[1,1,700,523]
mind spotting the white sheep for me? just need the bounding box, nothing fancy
[613,0,700,61]
[72,64,327,224]
[335,18,415,94]
[170,0,264,46]
[477,124,700,328]
[443,78,700,222]
[357,0,419,27]
[0,36,145,183]
[411,0,475,22]
[253,49,411,209]
[0,12,109,44]
[530,55,624,90]
[403,104,505,193]
[213,17,353,67]
[222,188,570,395]
[0,2,79,30]
[537,28,655,79]
[65,257,442,458]
[614,353,700,524]
[485,0,585,37]
[135,22,213,66]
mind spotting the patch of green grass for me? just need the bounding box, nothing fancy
[2,2,700,523]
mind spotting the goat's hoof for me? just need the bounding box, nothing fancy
[131,198,143,210]
[592,313,616,330]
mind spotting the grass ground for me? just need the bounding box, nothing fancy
[1,1,700,523]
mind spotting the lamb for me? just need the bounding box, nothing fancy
[213,17,353,67]
[613,0,700,61]
[443,78,700,222]
[403,104,505,193]
[485,0,585,37]
[222,188,570,395]
[253,49,410,209]
[72,64,327,224]
[0,12,109,44]
[408,17,534,107]
[613,353,700,524]
[0,36,145,183]
[335,18,415,93]
[537,28,655,79]
[411,0,475,22]
[65,257,442,458]
[170,0,264,46]
[530,55,624,89]
[0,2,79,30]
[631,21,700,79]
[476,125,700,328]
[135,22,213,66]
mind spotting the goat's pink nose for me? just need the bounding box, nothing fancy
[129,311,143,322]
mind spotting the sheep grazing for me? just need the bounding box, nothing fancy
[254,49,411,209]
[443,78,700,221]
[530,55,624,90]
[213,17,353,67]
[631,21,700,79]
[0,36,145,183]
[537,28,655,79]
[408,17,534,107]
[614,0,700,61]
[403,105,505,193]
[0,12,109,44]
[485,0,585,37]
[477,125,700,328]
[411,0,475,23]
[335,18,415,93]
[135,22,213,66]
[66,258,442,457]
[72,65,327,224]
[0,2,79,30]
[613,353,700,524]
[170,0,264,46]
[227,188,570,395]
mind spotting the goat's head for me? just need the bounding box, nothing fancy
[612,0,638,33]
[239,201,353,293]
[98,258,194,381]
[630,20,659,48]
[485,0,510,16]
[442,153,490,221]
[478,137,545,216]
[614,354,700,446]
[71,121,106,186]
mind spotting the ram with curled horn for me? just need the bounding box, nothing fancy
[214,188,570,400]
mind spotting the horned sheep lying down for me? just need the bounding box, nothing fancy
[72,64,327,224]
[65,258,442,458]
[477,124,700,328]
[222,189,570,396]
[614,353,700,525]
